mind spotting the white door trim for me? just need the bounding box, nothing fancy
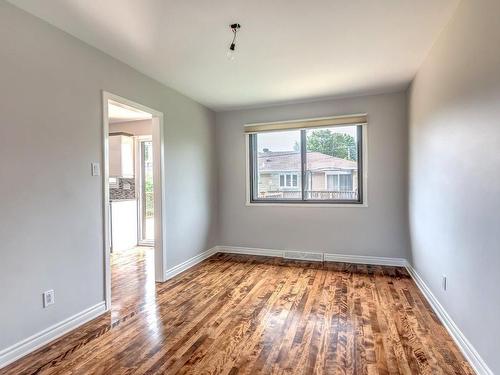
[101,91,167,312]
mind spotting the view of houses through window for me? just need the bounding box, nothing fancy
[251,125,362,203]
[279,173,299,188]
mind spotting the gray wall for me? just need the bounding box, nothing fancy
[407,0,500,372]
[0,2,217,351]
[216,92,410,259]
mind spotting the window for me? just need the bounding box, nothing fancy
[326,172,353,192]
[280,173,299,188]
[247,115,365,204]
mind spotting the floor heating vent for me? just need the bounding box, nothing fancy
[283,251,324,262]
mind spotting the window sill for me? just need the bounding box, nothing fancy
[245,201,368,208]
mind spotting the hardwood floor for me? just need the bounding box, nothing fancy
[110,247,156,323]
[2,249,474,375]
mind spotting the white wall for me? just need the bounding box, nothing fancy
[408,0,500,373]
[216,92,410,259]
[0,2,217,352]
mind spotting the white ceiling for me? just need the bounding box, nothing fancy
[108,101,152,124]
[8,0,459,111]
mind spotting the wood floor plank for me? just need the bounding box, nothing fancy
[1,249,475,375]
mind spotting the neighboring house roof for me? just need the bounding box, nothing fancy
[258,151,357,172]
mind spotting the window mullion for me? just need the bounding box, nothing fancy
[357,125,363,203]
[250,134,258,201]
[300,129,306,201]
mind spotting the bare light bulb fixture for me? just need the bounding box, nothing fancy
[227,23,241,61]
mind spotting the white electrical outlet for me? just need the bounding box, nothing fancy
[43,290,55,307]
[442,275,447,291]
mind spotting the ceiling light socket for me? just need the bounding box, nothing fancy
[227,23,241,61]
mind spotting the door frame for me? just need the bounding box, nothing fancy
[101,91,167,312]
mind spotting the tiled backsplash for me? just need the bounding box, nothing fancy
[110,178,136,200]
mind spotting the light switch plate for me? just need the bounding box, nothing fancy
[91,162,100,176]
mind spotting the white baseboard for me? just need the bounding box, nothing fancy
[164,247,218,280]
[219,247,324,262]
[324,253,408,267]
[218,246,407,267]
[406,265,493,375]
[0,301,106,369]
[217,245,284,258]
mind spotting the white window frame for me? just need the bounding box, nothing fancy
[244,120,368,208]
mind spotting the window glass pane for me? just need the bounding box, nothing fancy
[251,125,362,203]
[142,141,154,240]
[339,174,353,191]
[253,130,302,200]
[304,126,359,201]
[326,174,338,190]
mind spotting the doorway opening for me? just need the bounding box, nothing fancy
[102,92,166,318]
